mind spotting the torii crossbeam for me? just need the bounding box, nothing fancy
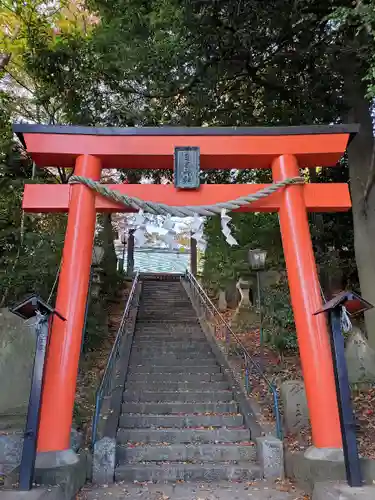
[14,123,358,458]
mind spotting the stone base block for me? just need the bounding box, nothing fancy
[0,487,61,500]
[3,450,89,500]
[280,380,309,434]
[313,481,375,500]
[92,437,115,485]
[256,435,284,479]
[0,429,83,468]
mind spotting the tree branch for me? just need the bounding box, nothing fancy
[0,22,20,72]
[66,167,75,182]
[102,55,221,100]
[3,69,35,95]
[0,53,11,72]
[57,167,67,184]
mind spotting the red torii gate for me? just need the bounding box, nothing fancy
[15,123,357,457]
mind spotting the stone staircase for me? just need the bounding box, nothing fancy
[115,278,261,482]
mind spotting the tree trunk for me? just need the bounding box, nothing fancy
[100,214,118,294]
[127,229,135,276]
[190,235,197,276]
[345,73,375,347]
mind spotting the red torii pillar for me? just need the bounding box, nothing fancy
[15,123,357,454]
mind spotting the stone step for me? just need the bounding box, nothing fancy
[139,304,190,308]
[130,347,213,355]
[137,317,198,322]
[129,358,217,367]
[135,322,200,329]
[138,310,193,315]
[135,329,203,334]
[131,350,215,364]
[117,443,256,463]
[136,319,199,325]
[142,284,183,287]
[130,354,214,362]
[138,308,196,312]
[128,364,221,373]
[132,340,207,348]
[137,317,197,322]
[135,335,205,341]
[139,303,192,308]
[141,287,184,291]
[138,309,195,315]
[133,336,208,349]
[121,402,238,414]
[140,296,187,300]
[135,324,201,330]
[119,413,244,428]
[139,309,192,313]
[117,427,250,444]
[115,462,261,482]
[127,381,229,391]
[122,390,233,403]
[126,372,224,382]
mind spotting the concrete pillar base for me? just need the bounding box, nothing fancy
[304,446,344,462]
[313,481,375,500]
[35,449,79,469]
[33,448,88,489]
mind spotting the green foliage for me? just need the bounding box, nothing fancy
[263,279,298,354]
[202,216,235,291]
[328,1,375,98]
[1,0,373,351]
[0,99,66,305]
[83,297,110,352]
[202,209,283,292]
[82,215,123,353]
[309,164,358,293]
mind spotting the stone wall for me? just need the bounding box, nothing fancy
[0,308,35,430]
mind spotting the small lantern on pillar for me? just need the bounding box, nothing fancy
[248,249,267,371]
[11,294,55,320]
[314,290,373,488]
[248,248,267,271]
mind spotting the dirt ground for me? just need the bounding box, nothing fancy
[79,479,309,500]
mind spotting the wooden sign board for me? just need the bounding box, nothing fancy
[174,147,200,189]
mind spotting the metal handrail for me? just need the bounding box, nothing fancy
[184,270,282,439]
[92,272,140,444]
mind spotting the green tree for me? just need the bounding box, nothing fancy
[3,0,374,343]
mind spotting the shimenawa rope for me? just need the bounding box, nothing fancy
[68,175,305,217]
